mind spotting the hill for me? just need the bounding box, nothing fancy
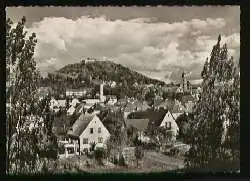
[39,58,165,98]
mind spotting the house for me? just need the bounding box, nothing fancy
[49,97,60,113]
[66,89,86,97]
[57,99,66,108]
[70,98,80,107]
[125,118,150,143]
[127,110,167,129]
[105,95,117,105]
[127,109,179,141]
[159,111,179,141]
[75,103,86,114]
[86,103,103,115]
[67,114,110,153]
[83,99,101,109]
[176,86,184,94]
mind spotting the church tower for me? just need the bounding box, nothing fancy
[182,71,186,93]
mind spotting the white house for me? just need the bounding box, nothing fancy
[105,95,117,105]
[68,114,110,153]
[66,89,86,97]
[49,98,60,113]
[176,86,184,93]
[159,111,179,141]
[70,98,80,107]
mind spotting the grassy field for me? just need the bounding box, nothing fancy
[55,150,185,173]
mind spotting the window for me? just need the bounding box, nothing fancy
[98,127,101,133]
[83,138,88,144]
[98,137,103,143]
[90,128,93,134]
[169,122,172,129]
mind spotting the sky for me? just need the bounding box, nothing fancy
[6,6,240,84]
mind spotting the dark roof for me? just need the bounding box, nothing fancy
[67,114,95,137]
[127,110,168,127]
[125,119,149,131]
[75,103,85,113]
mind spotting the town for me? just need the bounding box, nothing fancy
[6,6,240,174]
[23,60,202,172]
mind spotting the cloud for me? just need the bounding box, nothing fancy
[25,15,239,82]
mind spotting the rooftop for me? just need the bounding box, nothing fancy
[125,119,149,131]
[67,114,95,137]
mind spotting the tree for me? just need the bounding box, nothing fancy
[185,35,240,171]
[135,146,144,168]
[65,97,70,110]
[145,90,155,106]
[6,17,58,174]
[148,126,172,150]
[103,109,127,148]
[94,148,107,165]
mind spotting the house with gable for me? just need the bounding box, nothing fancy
[49,97,60,113]
[159,111,179,141]
[127,109,179,142]
[70,98,80,107]
[67,113,110,153]
[57,99,66,108]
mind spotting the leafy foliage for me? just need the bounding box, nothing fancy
[103,109,127,147]
[185,35,240,171]
[94,148,107,165]
[135,146,144,167]
[6,17,58,174]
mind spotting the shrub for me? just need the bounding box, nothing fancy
[94,148,106,165]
